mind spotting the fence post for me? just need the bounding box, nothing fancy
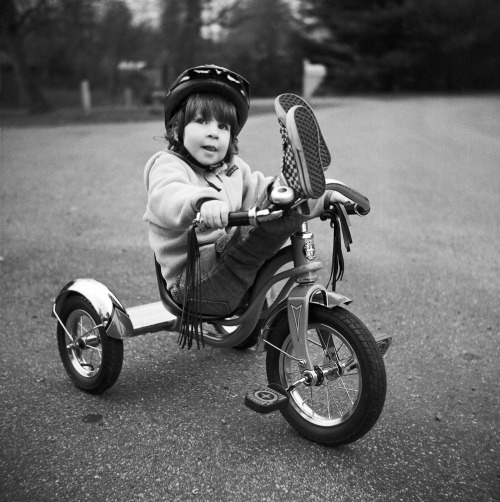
[80,80,92,114]
[124,87,133,109]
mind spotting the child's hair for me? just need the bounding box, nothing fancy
[165,92,239,163]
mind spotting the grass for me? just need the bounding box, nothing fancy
[0,101,280,128]
[0,97,346,128]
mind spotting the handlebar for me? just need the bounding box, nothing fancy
[198,181,370,228]
[227,208,284,227]
[325,180,370,215]
[196,208,284,229]
[344,202,369,216]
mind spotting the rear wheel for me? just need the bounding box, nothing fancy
[56,295,123,394]
[266,305,386,446]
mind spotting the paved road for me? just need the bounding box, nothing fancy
[1,96,499,501]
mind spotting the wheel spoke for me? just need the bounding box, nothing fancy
[58,299,125,394]
[266,306,387,445]
[324,382,332,419]
[338,377,356,404]
[78,318,84,338]
[66,310,103,377]
[338,372,359,378]
[275,319,364,427]
[330,391,344,417]
[301,388,314,408]
[76,323,101,342]
[307,335,323,349]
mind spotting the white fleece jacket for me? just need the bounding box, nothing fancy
[143,150,272,288]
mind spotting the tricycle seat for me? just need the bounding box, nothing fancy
[154,256,227,322]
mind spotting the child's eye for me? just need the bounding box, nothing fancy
[218,123,229,130]
[194,117,206,124]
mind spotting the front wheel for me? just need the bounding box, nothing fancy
[266,305,386,446]
[56,295,123,394]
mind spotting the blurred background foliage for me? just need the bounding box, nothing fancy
[1,0,499,112]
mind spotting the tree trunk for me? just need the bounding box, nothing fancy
[161,0,202,81]
[0,0,52,113]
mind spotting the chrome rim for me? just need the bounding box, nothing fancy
[65,309,103,378]
[280,323,361,426]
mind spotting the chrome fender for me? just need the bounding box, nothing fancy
[52,278,134,340]
[311,289,351,308]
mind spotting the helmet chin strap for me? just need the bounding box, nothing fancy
[179,146,224,171]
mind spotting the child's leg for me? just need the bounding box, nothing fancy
[172,105,328,315]
[171,211,308,315]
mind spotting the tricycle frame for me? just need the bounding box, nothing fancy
[52,181,392,445]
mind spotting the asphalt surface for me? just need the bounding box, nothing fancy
[1,96,499,501]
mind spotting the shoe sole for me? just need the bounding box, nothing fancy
[286,106,326,199]
[275,93,331,169]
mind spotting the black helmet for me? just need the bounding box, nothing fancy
[164,65,250,134]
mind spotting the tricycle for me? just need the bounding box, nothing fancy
[52,181,391,446]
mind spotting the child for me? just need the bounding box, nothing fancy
[143,65,340,346]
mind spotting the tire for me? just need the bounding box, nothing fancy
[56,295,123,394]
[266,305,386,446]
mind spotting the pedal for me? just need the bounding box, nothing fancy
[244,383,289,414]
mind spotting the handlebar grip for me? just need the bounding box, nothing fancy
[227,211,251,226]
[344,202,370,216]
[326,179,371,215]
[356,204,370,216]
[344,203,357,215]
[226,208,284,227]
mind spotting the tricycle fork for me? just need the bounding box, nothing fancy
[286,283,330,371]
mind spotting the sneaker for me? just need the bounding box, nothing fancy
[282,105,326,200]
[275,93,331,169]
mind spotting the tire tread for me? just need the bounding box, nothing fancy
[266,305,386,445]
[56,295,123,394]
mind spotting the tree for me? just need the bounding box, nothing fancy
[158,0,303,96]
[0,0,52,112]
[215,0,303,95]
[299,0,420,92]
[96,1,134,95]
[160,0,204,85]
[410,0,500,91]
[300,0,500,92]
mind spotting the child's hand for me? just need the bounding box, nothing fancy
[199,200,230,229]
[329,191,350,204]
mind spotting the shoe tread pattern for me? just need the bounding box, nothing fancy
[277,93,331,169]
[291,106,326,199]
[280,125,303,195]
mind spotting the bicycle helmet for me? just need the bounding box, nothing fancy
[164,64,250,134]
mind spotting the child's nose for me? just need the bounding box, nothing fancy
[207,121,219,137]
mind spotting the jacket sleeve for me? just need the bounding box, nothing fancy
[144,152,221,230]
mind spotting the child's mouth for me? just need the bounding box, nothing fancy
[203,146,217,152]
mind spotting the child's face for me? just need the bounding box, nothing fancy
[183,115,231,166]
